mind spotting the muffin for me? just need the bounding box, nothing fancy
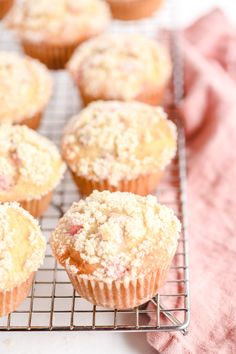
[4,0,111,69]
[67,33,172,106]
[0,52,52,130]
[0,0,14,19]
[0,124,66,217]
[50,190,181,309]
[61,101,177,196]
[107,0,163,21]
[0,202,46,317]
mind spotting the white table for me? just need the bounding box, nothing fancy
[1,1,234,353]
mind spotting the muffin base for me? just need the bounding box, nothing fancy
[20,191,52,218]
[67,266,169,309]
[107,0,163,20]
[0,273,34,317]
[78,84,166,107]
[22,40,79,70]
[0,0,14,19]
[136,84,166,106]
[70,171,163,197]
[20,111,42,130]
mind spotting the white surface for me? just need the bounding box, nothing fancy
[1,332,158,354]
[1,1,235,354]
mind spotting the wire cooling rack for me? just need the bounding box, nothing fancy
[0,0,190,333]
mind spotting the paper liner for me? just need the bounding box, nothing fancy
[78,82,167,107]
[70,170,163,197]
[20,191,52,218]
[20,110,42,130]
[0,0,14,19]
[0,273,34,317]
[107,0,163,21]
[135,84,166,106]
[66,265,170,309]
[22,40,79,70]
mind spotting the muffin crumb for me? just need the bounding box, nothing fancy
[0,124,66,202]
[68,33,171,100]
[51,190,181,283]
[0,51,52,124]
[4,0,111,44]
[62,101,177,186]
[0,202,46,291]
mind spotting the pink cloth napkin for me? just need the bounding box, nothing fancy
[147,9,236,354]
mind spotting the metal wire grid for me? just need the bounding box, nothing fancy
[0,0,190,333]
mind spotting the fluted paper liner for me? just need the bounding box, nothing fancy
[21,110,42,130]
[0,273,34,317]
[66,265,170,309]
[70,170,163,197]
[22,40,80,70]
[20,191,52,218]
[0,0,14,19]
[78,83,166,107]
[107,0,163,21]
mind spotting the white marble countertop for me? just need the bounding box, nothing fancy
[1,1,234,353]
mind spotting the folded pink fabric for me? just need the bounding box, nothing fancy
[147,9,236,354]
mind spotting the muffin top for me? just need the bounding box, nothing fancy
[67,34,171,100]
[50,190,181,282]
[0,202,46,291]
[62,101,177,186]
[0,124,66,202]
[5,0,111,44]
[0,52,52,124]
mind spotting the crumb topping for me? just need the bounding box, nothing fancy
[0,52,52,124]
[0,202,46,290]
[67,34,171,100]
[62,101,177,186]
[50,190,181,282]
[5,0,111,44]
[0,124,66,202]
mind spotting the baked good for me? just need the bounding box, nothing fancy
[0,202,46,317]
[61,101,177,196]
[67,33,172,105]
[0,52,52,129]
[107,0,163,21]
[0,0,14,19]
[0,124,66,217]
[4,0,111,69]
[50,190,181,309]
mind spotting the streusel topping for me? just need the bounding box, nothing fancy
[0,52,52,124]
[0,124,66,201]
[0,202,46,290]
[50,190,181,282]
[5,0,111,44]
[68,34,171,100]
[62,101,177,186]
